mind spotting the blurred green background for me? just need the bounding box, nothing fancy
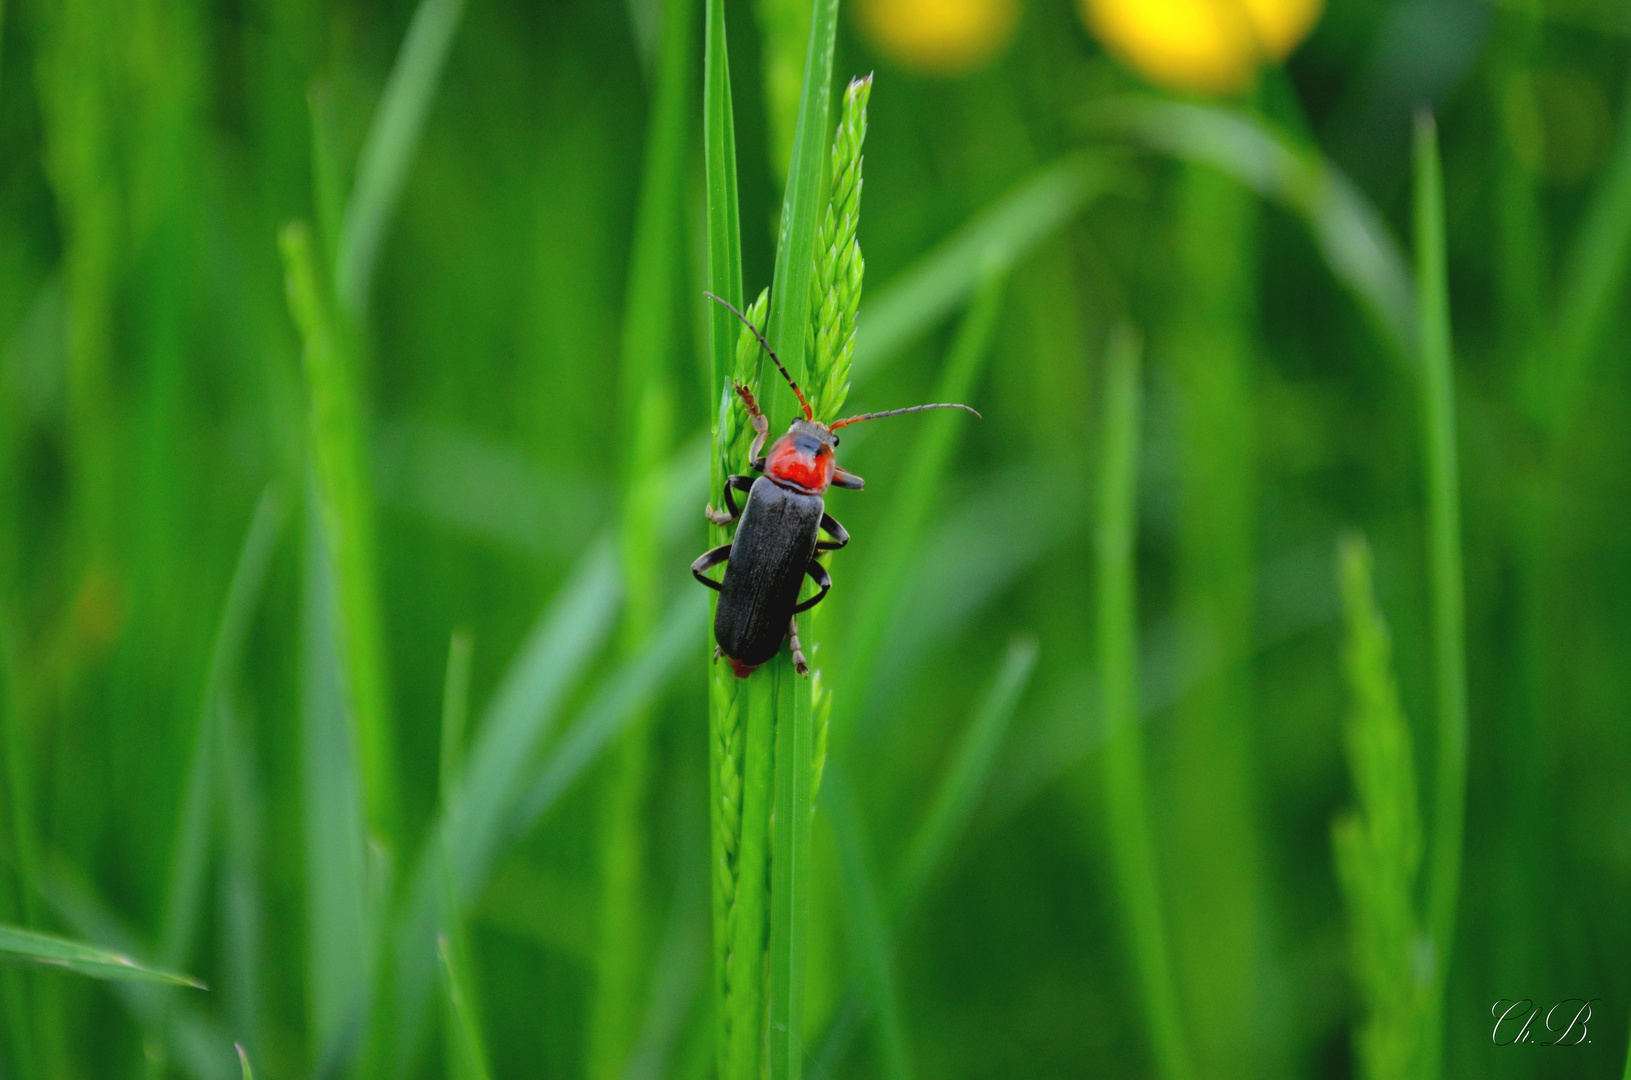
[1,0,1630,1077]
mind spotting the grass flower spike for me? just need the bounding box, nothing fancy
[808,76,871,424]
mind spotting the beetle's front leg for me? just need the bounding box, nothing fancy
[705,474,755,526]
[815,512,849,552]
[735,382,770,472]
[787,615,809,677]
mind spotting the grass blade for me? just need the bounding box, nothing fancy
[1095,325,1191,1080]
[593,0,697,1068]
[1412,111,1467,1080]
[894,637,1036,915]
[335,0,469,314]
[854,151,1121,382]
[809,639,1038,1079]
[840,270,1006,718]
[235,1044,253,1080]
[1088,98,1415,367]
[1548,75,1631,434]
[508,588,706,841]
[703,0,745,1075]
[281,220,397,845]
[0,923,203,987]
[391,540,620,1067]
[826,769,912,1080]
[42,870,236,1080]
[437,630,492,1080]
[727,672,775,1080]
[298,496,373,1064]
[160,485,286,968]
[438,934,493,1080]
[762,4,839,1080]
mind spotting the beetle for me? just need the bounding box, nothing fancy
[692,293,978,678]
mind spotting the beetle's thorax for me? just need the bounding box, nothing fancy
[765,418,836,494]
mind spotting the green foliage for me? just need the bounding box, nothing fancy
[6,1,1631,1078]
[1411,111,1467,1080]
[1095,326,1191,1080]
[0,924,203,988]
[1332,536,1424,1080]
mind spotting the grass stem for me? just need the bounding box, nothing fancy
[1412,110,1468,1080]
[1096,325,1192,1080]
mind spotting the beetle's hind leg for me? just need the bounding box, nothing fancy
[705,474,755,526]
[787,615,810,677]
[691,545,730,591]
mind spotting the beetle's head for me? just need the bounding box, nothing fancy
[766,418,838,494]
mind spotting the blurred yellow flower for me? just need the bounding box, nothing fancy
[1081,0,1322,94]
[855,0,1019,76]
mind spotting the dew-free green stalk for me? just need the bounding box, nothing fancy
[1412,110,1468,1080]
[1095,326,1192,1080]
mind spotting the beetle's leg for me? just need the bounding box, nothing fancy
[705,474,756,526]
[815,513,850,552]
[791,558,831,614]
[735,382,770,472]
[832,466,864,490]
[691,544,731,591]
[787,615,810,677]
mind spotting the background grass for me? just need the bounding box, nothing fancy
[2,0,1631,1078]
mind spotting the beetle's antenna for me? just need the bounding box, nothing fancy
[829,402,981,430]
[703,291,813,422]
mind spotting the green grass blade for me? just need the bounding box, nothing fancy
[449,540,620,889]
[703,0,745,1074]
[809,640,1037,1077]
[438,933,493,1080]
[235,1044,252,1080]
[704,0,745,409]
[440,629,474,807]
[160,485,286,968]
[281,220,398,845]
[1096,325,1191,1080]
[437,631,489,1080]
[0,923,203,987]
[840,270,1006,713]
[216,701,267,1057]
[893,636,1037,916]
[1088,98,1415,367]
[509,588,705,838]
[762,0,836,413]
[854,151,1120,383]
[1412,111,1468,1080]
[762,4,839,1080]
[41,870,236,1080]
[593,0,697,1069]
[335,0,469,314]
[390,540,620,1067]
[826,769,912,1080]
[1548,75,1631,434]
[727,672,776,1080]
[298,497,374,1063]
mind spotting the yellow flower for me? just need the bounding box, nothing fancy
[855,0,1019,76]
[1081,0,1322,95]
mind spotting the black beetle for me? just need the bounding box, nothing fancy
[692,294,978,678]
